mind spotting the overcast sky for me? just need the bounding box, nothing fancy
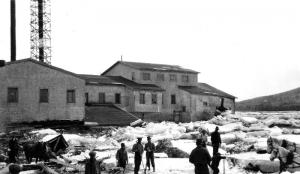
[1,0,300,101]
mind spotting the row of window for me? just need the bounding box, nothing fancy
[139,93,177,105]
[138,72,190,82]
[85,93,121,104]
[7,87,177,105]
[7,88,76,103]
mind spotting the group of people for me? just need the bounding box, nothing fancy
[131,136,156,174]
[189,126,224,174]
[85,136,155,174]
[114,136,155,174]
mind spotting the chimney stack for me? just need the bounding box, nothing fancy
[10,0,16,62]
[38,0,44,62]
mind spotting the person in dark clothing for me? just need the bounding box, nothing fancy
[116,143,128,173]
[132,137,144,174]
[8,137,19,163]
[189,139,212,174]
[85,151,101,174]
[9,164,21,174]
[211,153,225,174]
[211,127,221,155]
[145,136,155,172]
[281,139,288,149]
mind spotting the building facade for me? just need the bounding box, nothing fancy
[102,61,236,121]
[0,59,85,123]
[0,59,235,124]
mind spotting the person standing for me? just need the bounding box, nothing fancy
[145,136,155,172]
[189,139,212,174]
[132,137,144,174]
[8,137,19,163]
[198,129,208,147]
[211,127,221,155]
[85,151,101,174]
[116,143,128,173]
[211,153,223,174]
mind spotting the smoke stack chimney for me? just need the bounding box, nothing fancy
[10,0,16,62]
[38,0,44,62]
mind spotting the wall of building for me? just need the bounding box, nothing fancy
[85,85,131,110]
[133,90,162,113]
[103,64,141,81]
[0,61,85,123]
[103,63,199,113]
[190,94,235,121]
[103,62,235,122]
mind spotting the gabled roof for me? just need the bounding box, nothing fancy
[101,61,199,75]
[3,58,84,80]
[78,74,164,91]
[178,83,236,99]
[85,104,139,126]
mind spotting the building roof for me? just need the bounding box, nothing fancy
[107,76,164,91]
[78,74,125,86]
[79,74,164,91]
[3,58,84,80]
[85,104,139,126]
[178,83,236,99]
[101,61,199,75]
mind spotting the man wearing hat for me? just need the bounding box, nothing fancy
[189,139,212,174]
[85,151,100,174]
[132,137,144,174]
[145,136,155,172]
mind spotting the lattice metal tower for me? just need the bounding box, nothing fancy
[30,0,51,64]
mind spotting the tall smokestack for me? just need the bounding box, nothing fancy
[38,0,44,62]
[10,0,16,62]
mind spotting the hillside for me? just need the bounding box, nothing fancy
[236,87,300,111]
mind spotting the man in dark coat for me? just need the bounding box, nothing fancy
[8,137,19,163]
[116,143,128,173]
[189,139,212,174]
[211,127,221,155]
[132,137,144,174]
[211,153,225,174]
[145,136,155,172]
[85,151,101,174]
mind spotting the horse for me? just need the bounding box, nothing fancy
[269,146,300,173]
[23,141,56,163]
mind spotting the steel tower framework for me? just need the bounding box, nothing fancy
[30,0,51,64]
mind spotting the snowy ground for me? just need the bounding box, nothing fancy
[4,111,300,174]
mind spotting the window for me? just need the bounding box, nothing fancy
[171,94,176,104]
[132,72,135,81]
[142,72,151,81]
[115,93,121,104]
[182,75,189,83]
[140,93,145,104]
[85,93,89,104]
[99,93,105,104]
[182,106,186,112]
[162,94,164,105]
[157,74,164,81]
[67,90,76,103]
[170,74,177,81]
[151,94,157,104]
[40,89,49,103]
[203,101,208,106]
[7,88,18,103]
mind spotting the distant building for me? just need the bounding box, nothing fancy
[102,61,236,121]
[0,59,236,125]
